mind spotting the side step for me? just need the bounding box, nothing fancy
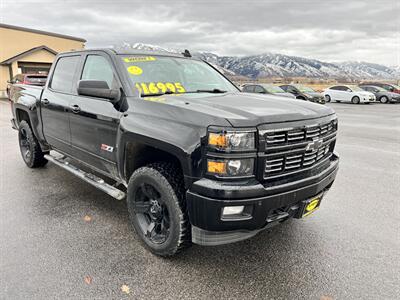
[44,154,126,200]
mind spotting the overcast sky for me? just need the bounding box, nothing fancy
[1,0,399,66]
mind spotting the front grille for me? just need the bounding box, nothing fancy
[265,119,336,146]
[262,118,337,180]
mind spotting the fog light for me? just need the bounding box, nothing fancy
[222,206,245,216]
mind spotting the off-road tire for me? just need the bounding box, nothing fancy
[379,96,389,104]
[127,162,191,256]
[325,95,331,102]
[351,96,360,104]
[18,120,48,168]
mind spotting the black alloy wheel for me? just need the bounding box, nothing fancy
[18,120,48,168]
[127,163,191,256]
[134,182,170,244]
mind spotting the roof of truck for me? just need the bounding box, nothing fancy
[60,48,188,58]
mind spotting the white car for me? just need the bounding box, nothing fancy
[323,85,376,104]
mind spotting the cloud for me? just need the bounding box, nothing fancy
[1,0,399,65]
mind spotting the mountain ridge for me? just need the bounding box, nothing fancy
[117,43,399,80]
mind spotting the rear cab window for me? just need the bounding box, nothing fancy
[50,55,80,93]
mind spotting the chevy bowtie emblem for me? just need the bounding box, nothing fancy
[306,138,323,152]
[101,144,114,152]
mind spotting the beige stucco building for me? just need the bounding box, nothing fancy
[0,23,86,97]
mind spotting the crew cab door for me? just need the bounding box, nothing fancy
[69,53,122,177]
[40,55,81,153]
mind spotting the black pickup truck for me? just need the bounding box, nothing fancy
[9,49,339,256]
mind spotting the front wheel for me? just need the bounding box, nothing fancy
[18,120,48,168]
[127,162,191,256]
[380,96,389,104]
[351,96,360,104]
[325,95,331,102]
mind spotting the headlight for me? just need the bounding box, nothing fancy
[207,158,254,177]
[208,130,255,151]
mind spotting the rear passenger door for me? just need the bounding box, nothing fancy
[341,86,353,102]
[333,86,347,101]
[69,53,122,177]
[41,55,81,153]
[328,86,340,100]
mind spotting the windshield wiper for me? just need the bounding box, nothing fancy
[194,88,227,93]
[141,90,175,97]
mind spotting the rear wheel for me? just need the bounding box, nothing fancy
[18,120,48,168]
[325,95,331,102]
[380,96,389,104]
[351,96,360,104]
[127,162,191,256]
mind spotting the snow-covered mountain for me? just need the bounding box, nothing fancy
[117,43,399,80]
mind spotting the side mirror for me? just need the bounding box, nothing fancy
[77,80,120,102]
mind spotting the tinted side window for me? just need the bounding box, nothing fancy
[81,55,115,88]
[50,56,80,93]
[330,86,340,90]
[287,86,296,93]
[254,85,264,93]
[280,85,288,91]
[242,85,254,92]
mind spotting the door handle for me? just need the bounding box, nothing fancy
[41,98,50,105]
[71,104,81,113]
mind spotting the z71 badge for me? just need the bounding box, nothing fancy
[100,144,114,152]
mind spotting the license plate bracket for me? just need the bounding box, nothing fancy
[300,194,323,218]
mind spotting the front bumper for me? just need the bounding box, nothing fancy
[187,154,339,245]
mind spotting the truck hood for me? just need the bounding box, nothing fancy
[139,92,335,127]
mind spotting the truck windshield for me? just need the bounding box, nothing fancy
[120,55,238,96]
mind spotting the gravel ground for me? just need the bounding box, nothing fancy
[0,100,399,299]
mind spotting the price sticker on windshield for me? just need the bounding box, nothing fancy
[135,82,186,95]
[124,56,156,63]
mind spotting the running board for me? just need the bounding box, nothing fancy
[44,154,126,200]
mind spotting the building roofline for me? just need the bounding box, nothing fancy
[0,23,86,42]
[1,45,58,65]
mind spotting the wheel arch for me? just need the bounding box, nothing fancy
[118,132,200,189]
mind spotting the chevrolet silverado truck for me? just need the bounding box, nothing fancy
[9,49,339,256]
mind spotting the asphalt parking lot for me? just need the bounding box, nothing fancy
[0,99,399,300]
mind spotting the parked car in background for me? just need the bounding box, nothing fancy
[359,85,400,104]
[242,83,296,99]
[360,82,400,94]
[6,74,47,98]
[279,84,325,104]
[323,85,375,104]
